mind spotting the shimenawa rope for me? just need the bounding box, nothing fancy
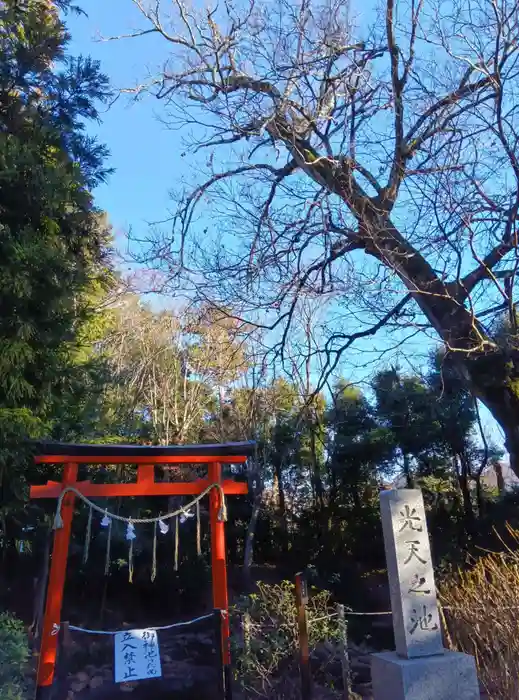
[53,482,227,529]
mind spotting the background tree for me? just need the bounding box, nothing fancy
[373,368,436,488]
[121,0,519,474]
[0,0,113,551]
[102,295,248,445]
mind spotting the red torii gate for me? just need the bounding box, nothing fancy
[30,441,253,700]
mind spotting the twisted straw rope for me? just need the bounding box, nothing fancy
[53,482,227,529]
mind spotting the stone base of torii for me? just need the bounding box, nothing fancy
[371,490,480,700]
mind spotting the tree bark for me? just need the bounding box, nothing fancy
[243,454,263,588]
[474,474,485,516]
[359,214,519,478]
[293,149,519,477]
[472,384,519,478]
[310,427,325,512]
[273,460,288,552]
[243,494,260,591]
[494,460,506,497]
[307,172,519,478]
[403,452,413,488]
[456,453,475,524]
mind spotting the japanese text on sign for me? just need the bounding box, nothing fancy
[114,628,162,684]
[397,505,438,637]
[380,489,443,658]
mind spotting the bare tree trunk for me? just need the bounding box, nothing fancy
[218,384,226,442]
[328,461,338,507]
[403,453,413,488]
[494,460,506,497]
[475,474,485,516]
[273,460,288,552]
[464,364,519,479]
[310,427,324,512]
[457,453,475,525]
[243,486,261,591]
[125,0,519,489]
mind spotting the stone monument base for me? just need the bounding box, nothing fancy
[371,650,480,700]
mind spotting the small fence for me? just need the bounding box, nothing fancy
[234,573,462,700]
[231,574,396,700]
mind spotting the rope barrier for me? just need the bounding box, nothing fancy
[306,610,393,627]
[53,482,227,529]
[341,610,393,616]
[66,612,215,636]
[64,605,468,638]
[306,605,471,624]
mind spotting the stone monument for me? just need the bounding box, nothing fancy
[371,489,480,700]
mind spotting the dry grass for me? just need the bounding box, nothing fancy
[440,524,519,699]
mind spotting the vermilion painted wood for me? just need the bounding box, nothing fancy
[209,462,231,666]
[34,454,247,464]
[30,479,248,499]
[137,465,154,484]
[37,463,78,688]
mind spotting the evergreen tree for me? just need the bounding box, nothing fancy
[0,0,113,540]
[0,0,112,414]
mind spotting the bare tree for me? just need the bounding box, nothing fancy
[103,294,247,444]
[117,0,519,472]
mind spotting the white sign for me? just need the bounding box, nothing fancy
[114,628,162,683]
[380,489,443,659]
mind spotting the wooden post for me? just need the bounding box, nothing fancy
[209,462,232,699]
[295,572,312,700]
[36,463,77,700]
[337,604,351,700]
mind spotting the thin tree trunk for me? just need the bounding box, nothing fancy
[403,453,413,488]
[475,474,485,516]
[273,460,288,552]
[310,427,325,511]
[328,461,338,506]
[457,453,475,525]
[494,460,506,497]
[218,384,226,441]
[243,490,261,591]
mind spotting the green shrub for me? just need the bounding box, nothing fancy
[0,612,29,700]
[232,580,340,698]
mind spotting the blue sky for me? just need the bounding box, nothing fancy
[68,1,179,253]
[66,1,504,450]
